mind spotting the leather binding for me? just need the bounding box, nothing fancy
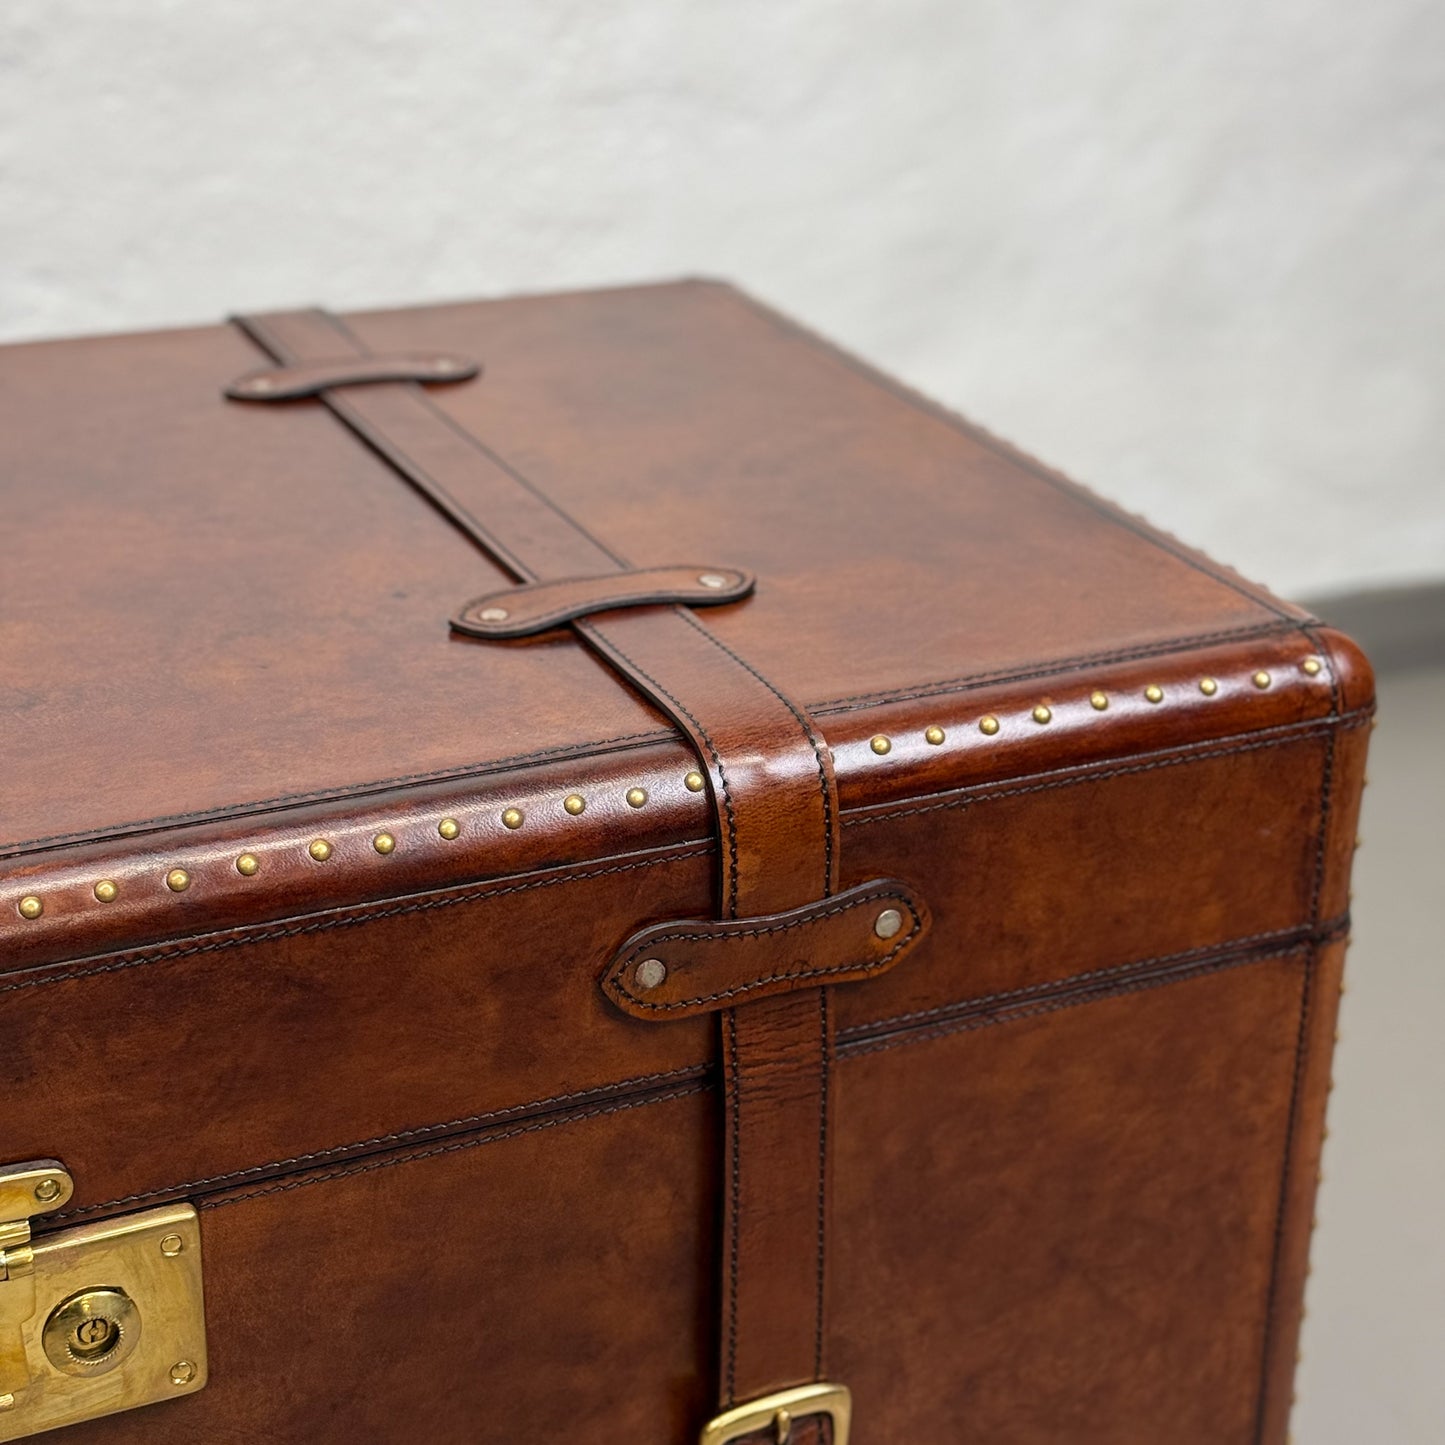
[229,307,881,1439]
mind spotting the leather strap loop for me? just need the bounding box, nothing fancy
[454,565,755,638]
[224,351,479,401]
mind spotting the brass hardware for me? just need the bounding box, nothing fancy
[0,1161,206,1440]
[869,735,891,755]
[477,607,509,622]
[16,899,41,922]
[625,788,648,809]
[697,573,730,589]
[1302,657,1322,676]
[634,958,667,990]
[1199,677,1218,696]
[372,832,396,855]
[924,726,945,745]
[563,794,586,816]
[164,870,190,894]
[1144,685,1164,704]
[235,854,260,877]
[684,770,706,792]
[1089,691,1108,711]
[501,808,524,830]
[979,715,1000,736]
[874,908,903,940]
[700,1383,851,1445]
[1252,670,1272,690]
[437,818,460,841]
[307,839,333,862]
[92,882,117,904]
[1031,704,1052,725]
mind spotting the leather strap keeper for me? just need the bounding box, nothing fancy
[225,351,479,400]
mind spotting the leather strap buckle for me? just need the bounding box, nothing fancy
[700,1383,851,1445]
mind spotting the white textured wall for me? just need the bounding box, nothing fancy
[2,0,1441,599]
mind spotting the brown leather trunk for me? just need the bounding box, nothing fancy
[0,281,1370,1445]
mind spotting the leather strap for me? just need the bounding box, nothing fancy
[229,308,873,1432]
[225,351,479,400]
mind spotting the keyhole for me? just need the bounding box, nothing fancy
[70,1316,119,1359]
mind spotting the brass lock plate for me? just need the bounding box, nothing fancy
[0,1170,206,1442]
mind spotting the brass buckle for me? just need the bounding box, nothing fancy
[699,1383,851,1445]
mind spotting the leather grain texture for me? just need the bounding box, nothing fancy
[0,281,1373,1444]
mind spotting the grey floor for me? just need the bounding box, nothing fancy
[1294,663,1444,1443]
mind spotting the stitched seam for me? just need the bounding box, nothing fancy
[725,1007,741,1406]
[677,608,837,900]
[0,844,711,998]
[613,902,923,1010]
[815,989,829,1380]
[837,943,1312,1060]
[577,618,741,920]
[45,1065,706,1224]
[195,1084,708,1211]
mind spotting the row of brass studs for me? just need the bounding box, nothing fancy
[12,772,712,919]
[864,657,1324,753]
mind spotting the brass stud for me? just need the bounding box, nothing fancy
[169,1361,197,1388]
[1354,835,1362,851]
[697,573,731,590]
[478,607,509,623]
[874,908,903,940]
[18,895,43,920]
[1302,657,1322,676]
[1199,677,1218,696]
[563,794,586,816]
[159,1233,185,1258]
[979,715,1000,736]
[870,735,892,755]
[684,770,706,792]
[372,832,396,855]
[93,880,118,903]
[235,853,260,876]
[924,725,946,745]
[1031,704,1052,725]
[501,808,525,830]
[33,1178,61,1204]
[307,840,333,862]
[438,817,460,840]
[626,788,648,809]
[635,958,667,990]
[1089,691,1108,711]
[165,869,191,893]
[1252,670,1272,690]
[1144,685,1164,704]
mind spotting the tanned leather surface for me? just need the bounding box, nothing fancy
[453,564,756,637]
[0,282,1373,1444]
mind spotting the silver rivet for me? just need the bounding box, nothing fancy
[249,377,274,394]
[479,607,509,622]
[874,908,903,940]
[434,357,461,373]
[635,958,667,990]
[697,573,730,589]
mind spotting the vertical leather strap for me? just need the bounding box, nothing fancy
[231,309,847,1434]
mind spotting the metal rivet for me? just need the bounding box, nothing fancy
[478,606,509,622]
[563,794,586,816]
[697,573,730,589]
[18,896,43,920]
[1253,670,1272,690]
[626,788,648,809]
[438,818,460,840]
[979,715,1000,736]
[1,1395,16,1410]
[33,1178,61,1204]
[1145,685,1164,704]
[635,958,667,990]
[166,869,191,893]
[169,1361,197,1387]
[1199,677,1218,696]
[159,1234,184,1258]
[373,832,396,855]
[1032,704,1052,725]
[307,840,332,862]
[874,908,903,940]
[870,735,892,755]
[1302,657,1322,676]
[249,377,274,394]
[925,725,945,745]
[684,770,706,792]
[236,853,260,876]
[1089,691,1108,711]
[501,808,525,830]
[93,880,118,903]
[434,356,461,373]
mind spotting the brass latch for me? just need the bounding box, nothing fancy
[0,1161,206,1441]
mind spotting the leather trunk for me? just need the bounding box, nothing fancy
[0,280,1371,1445]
